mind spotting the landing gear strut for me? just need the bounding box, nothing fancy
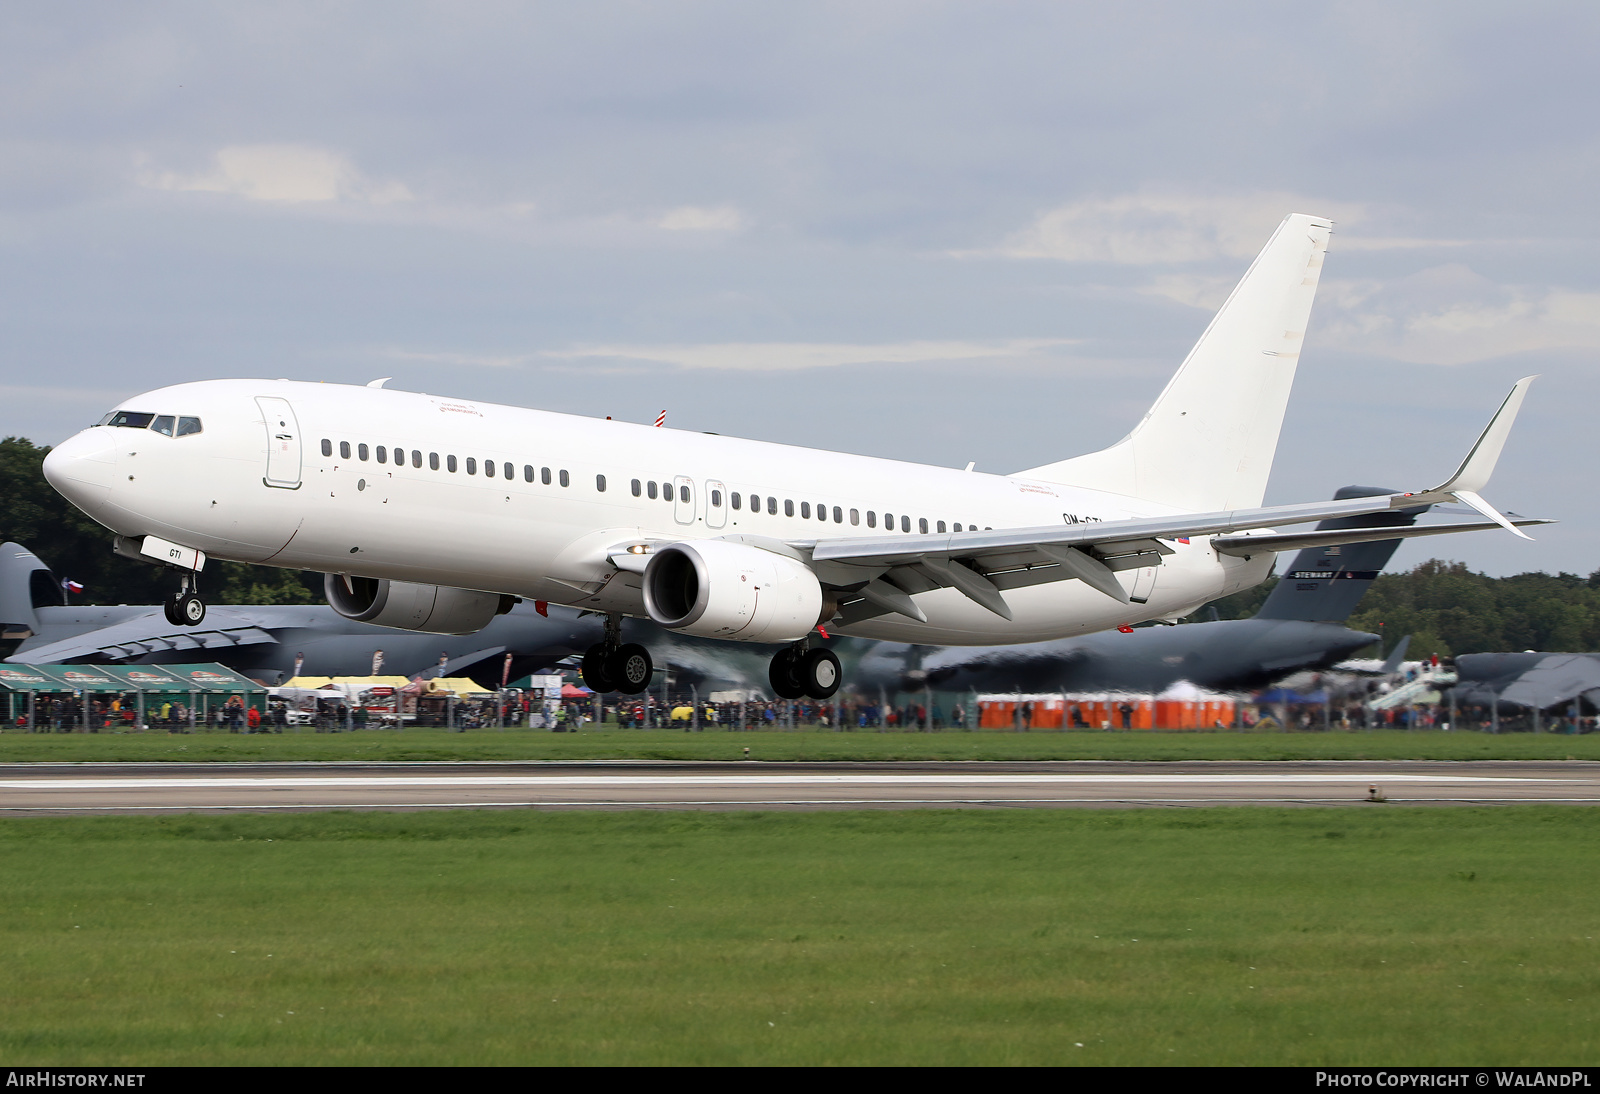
[580,614,654,695]
[769,638,840,701]
[163,572,205,627]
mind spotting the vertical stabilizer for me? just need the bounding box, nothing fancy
[1253,486,1425,623]
[1017,212,1333,510]
[0,542,59,639]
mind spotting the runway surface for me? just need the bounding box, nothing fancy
[3,760,1600,813]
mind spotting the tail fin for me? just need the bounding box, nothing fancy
[1253,486,1424,622]
[0,542,61,639]
[1016,212,1333,510]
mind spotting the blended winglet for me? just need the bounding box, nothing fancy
[1420,376,1537,539]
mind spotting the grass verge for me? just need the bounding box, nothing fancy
[1,807,1596,1065]
[1,728,1598,763]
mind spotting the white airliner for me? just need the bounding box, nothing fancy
[43,213,1546,700]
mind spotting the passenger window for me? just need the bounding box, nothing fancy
[377,446,387,464]
[632,479,642,497]
[767,496,777,515]
[177,417,203,437]
[679,484,688,502]
[952,523,961,532]
[884,512,893,530]
[503,462,512,480]
[485,459,495,478]
[833,506,843,523]
[784,499,794,517]
[850,508,859,526]
[339,441,351,459]
[411,450,422,468]
[358,443,369,461]
[151,416,176,437]
[748,493,758,511]
[919,518,929,534]
[647,481,658,499]
[937,521,946,533]
[732,492,742,510]
[711,489,722,507]
[541,467,551,485]
[596,474,607,492]
[524,465,534,482]
[321,439,332,457]
[466,458,476,474]
[429,452,440,471]
[560,470,570,487]
[447,455,458,472]
[660,481,671,500]
[800,502,811,519]
[867,511,876,529]
[108,411,155,429]
[902,515,911,533]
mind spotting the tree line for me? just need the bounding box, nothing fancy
[6,436,1597,657]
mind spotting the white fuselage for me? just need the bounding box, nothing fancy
[44,379,1271,645]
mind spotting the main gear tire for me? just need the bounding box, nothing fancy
[768,649,807,700]
[608,643,654,694]
[581,643,616,693]
[798,647,841,700]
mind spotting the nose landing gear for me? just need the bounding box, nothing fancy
[580,614,654,695]
[769,639,840,701]
[163,573,206,627]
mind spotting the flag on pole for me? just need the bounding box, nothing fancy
[654,410,666,427]
[61,579,84,595]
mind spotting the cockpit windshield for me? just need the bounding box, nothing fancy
[98,411,202,435]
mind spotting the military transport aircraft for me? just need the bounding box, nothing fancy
[41,214,1548,700]
[854,486,1445,696]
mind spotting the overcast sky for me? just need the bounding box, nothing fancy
[2,2,1597,576]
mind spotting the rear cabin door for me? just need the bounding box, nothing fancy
[256,396,302,489]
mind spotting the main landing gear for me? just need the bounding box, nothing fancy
[769,639,840,701]
[580,614,654,695]
[163,572,205,627]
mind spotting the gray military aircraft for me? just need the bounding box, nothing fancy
[853,487,1462,696]
[0,540,792,687]
[0,542,600,682]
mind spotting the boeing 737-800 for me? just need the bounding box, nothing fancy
[42,213,1547,700]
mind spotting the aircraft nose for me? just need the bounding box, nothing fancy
[43,429,116,513]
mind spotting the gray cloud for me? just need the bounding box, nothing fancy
[1,1,1597,576]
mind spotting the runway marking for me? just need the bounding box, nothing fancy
[0,772,1580,791]
[7,798,1600,813]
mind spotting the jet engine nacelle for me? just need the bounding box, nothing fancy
[642,540,824,643]
[324,574,505,635]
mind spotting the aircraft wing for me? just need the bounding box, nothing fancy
[777,376,1546,623]
[11,607,282,664]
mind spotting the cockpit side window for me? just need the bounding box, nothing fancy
[151,415,176,437]
[106,411,155,429]
[176,416,203,437]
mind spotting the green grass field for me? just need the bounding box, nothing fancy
[1,807,1597,1065]
[1,727,1598,763]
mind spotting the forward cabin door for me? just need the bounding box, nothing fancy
[256,396,302,489]
[673,475,695,525]
[704,480,727,528]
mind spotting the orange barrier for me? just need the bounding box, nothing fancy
[977,696,1234,730]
